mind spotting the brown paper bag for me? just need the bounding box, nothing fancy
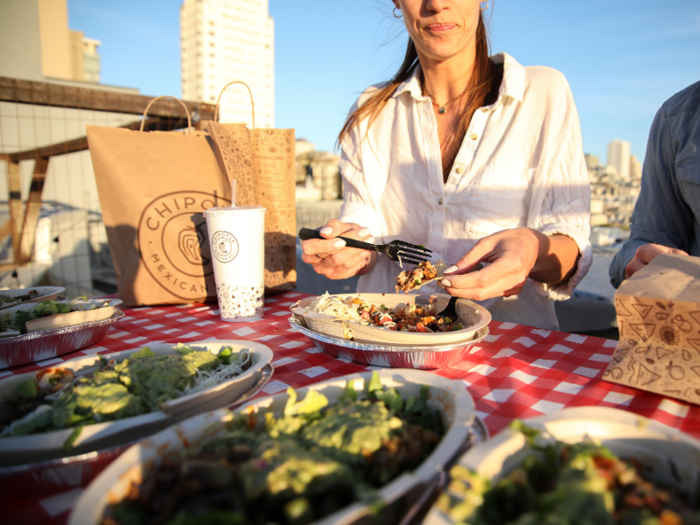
[87,97,233,306]
[603,253,700,405]
[207,81,297,294]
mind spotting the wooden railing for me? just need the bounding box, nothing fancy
[0,76,216,272]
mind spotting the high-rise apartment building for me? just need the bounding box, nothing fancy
[0,0,101,84]
[629,154,642,181]
[607,139,631,180]
[180,0,274,128]
[584,153,599,171]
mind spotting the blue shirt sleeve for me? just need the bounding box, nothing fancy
[609,102,696,288]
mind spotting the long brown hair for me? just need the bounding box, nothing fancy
[337,11,495,146]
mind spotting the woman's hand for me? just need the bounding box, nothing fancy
[625,243,688,279]
[439,228,579,301]
[300,219,377,280]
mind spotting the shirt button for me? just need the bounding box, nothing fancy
[470,133,478,140]
[455,166,464,174]
[438,198,444,205]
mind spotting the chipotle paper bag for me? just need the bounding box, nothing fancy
[207,82,296,294]
[87,97,232,306]
[603,253,700,405]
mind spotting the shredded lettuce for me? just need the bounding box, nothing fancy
[131,347,155,359]
[284,388,329,417]
[309,292,369,324]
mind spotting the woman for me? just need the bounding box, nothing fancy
[300,0,591,330]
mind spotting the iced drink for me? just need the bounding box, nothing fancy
[203,205,266,322]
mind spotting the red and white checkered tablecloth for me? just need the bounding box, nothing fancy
[2,290,699,525]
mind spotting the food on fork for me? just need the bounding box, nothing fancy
[395,260,446,293]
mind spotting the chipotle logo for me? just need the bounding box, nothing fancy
[137,191,231,301]
[211,231,239,263]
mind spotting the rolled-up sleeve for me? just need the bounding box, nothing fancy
[529,80,592,301]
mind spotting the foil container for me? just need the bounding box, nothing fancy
[0,310,126,369]
[288,316,489,369]
[0,364,273,496]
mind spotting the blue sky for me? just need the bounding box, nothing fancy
[68,0,700,163]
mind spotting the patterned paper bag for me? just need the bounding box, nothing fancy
[603,253,700,405]
[207,82,296,294]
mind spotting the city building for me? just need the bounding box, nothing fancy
[588,151,640,231]
[629,154,642,181]
[180,0,274,128]
[294,139,341,202]
[79,36,102,83]
[0,0,138,297]
[0,0,101,84]
[584,153,599,171]
[607,139,631,181]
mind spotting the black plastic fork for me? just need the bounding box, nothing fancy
[298,227,432,265]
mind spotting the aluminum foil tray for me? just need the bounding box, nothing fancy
[0,310,125,369]
[0,364,273,496]
[288,316,489,369]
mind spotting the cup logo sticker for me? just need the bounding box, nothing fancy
[138,191,231,301]
[212,231,239,263]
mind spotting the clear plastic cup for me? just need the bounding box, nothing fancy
[203,205,266,322]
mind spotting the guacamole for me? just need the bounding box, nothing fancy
[437,421,699,525]
[103,373,444,525]
[0,345,251,439]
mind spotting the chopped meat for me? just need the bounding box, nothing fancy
[395,261,439,293]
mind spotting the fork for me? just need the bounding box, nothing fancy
[436,296,459,320]
[298,227,432,265]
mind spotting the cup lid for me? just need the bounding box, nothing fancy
[204,205,267,215]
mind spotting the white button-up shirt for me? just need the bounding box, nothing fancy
[338,53,592,330]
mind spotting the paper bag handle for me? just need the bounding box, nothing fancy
[213,81,255,128]
[139,96,192,133]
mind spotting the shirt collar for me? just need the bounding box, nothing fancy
[393,52,525,104]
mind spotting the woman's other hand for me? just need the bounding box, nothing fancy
[624,243,688,279]
[439,228,579,300]
[300,219,377,279]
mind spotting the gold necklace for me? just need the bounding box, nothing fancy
[425,83,470,114]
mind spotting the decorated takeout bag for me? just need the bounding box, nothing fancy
[207,81,297,295]
[603,253,700,405]
[87,97,233,306]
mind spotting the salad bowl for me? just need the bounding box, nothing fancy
[0,339,273,466]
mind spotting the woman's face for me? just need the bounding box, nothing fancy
[394,0,481,65]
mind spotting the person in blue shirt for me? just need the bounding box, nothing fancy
[610,80,700,288]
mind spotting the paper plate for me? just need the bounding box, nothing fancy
[0,286,65,311]
[69,369,475,525]
[0,340,273,466]
[424,406,700,525]
[291,293,491,346]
